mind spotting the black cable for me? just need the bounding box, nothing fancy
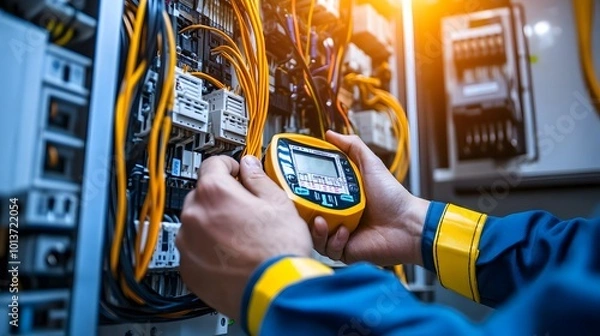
[272,10,330,133]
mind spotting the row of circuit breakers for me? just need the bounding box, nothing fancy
[442,6,537,164]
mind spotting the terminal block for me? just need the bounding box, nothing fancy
[172,68,209,133]
[5,0,96,43]
[352,3,393,59]
[136,221,182,271]
[344,43,372,76]
[351,110,396,155]
[200,90,249,148]
[296,0,340,25]
[172,141,202,179]
[204,89,246,116]
[210,109,248,146]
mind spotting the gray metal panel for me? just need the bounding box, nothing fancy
[0,11,47,193]
[68,0,122,333]
[434,0,600,182]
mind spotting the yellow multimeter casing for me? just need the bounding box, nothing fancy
[265,133,366,233]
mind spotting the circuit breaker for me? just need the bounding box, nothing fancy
[442,7,536,163]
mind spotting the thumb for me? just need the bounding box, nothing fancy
[325,131,383,169]
[240,155,286,201]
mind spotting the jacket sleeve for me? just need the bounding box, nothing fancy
[238,203,600,335]
[421,202,600,307]
[239,256,480,336]
[239,251,600,336]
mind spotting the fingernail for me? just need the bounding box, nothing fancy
[243,155,262,169]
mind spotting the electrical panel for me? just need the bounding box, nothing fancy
[0,1,105,334]
[442,7,536,165]
[1,0,412,334]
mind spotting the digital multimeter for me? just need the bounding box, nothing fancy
[265,133,366,233]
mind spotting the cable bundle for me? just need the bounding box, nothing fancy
[181,0,270,158]
[344,73,411,181]
[103,0,212,322]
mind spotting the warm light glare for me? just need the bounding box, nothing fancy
[534,21,550,35]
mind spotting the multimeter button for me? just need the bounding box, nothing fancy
[340,194,355,202]
[286,174,297,183]
[294,187,310,196]
[321,196,333,207]
[278,153,292,163]
[348,184,359,193]
[341,160,349,166]
[277,145,290,152]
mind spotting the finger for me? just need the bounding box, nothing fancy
[198,155,240,179]
[180,191,206,235]
[196,156,252,201]
[239,155,286,202]
[310,216,329,254]
[325,131,381,168]
[325,225,350,261]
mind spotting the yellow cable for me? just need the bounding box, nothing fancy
[190,72,226,89]
[345,74,410,180]
[574,0,600,112]
[305,0,316,62]
[393,265,408,284]
[55,28,75,46]
[291,0,303,56]
[134,11,177,281]
[111,0,148,276]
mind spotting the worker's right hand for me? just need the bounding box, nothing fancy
[311,131,430,266]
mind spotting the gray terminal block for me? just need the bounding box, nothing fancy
[0,289,70,335]
[24,190,79,228]
[3,0,96,43]
[20,235,73,276]
[172,69,210,133]
[172,95,210,133]
[210,109,248,146]
[204,88,246,116]
[44,44,92,97]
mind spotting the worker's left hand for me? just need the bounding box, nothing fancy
[176,155,312,320]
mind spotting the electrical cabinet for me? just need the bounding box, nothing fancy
[0,0,418,334]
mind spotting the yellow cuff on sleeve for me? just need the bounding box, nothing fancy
[247,257,333,335]
[433,204,487,302]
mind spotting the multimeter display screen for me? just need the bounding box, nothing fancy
[293,151,339,178]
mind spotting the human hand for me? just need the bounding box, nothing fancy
[176,155,312,320]
[311,131,430,266]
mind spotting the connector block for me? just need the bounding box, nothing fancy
[204,89,246,116]
[210,109,248,146]
[136,221,182,270]
[351,110,396,155]
[172,96,209,133]
[172,68,209,133]
[352,3,393,59]
[174,67,203,99]
[297,0,340,25]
